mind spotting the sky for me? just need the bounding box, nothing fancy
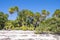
[0,0,60,20]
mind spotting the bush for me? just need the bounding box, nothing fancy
[28,27,34,31]
[35,24,49,34]
[14,27,20,30]
[0,26,3,30]
[55,27,60,34]
[20,25,28,31]
[4,25,14,30]
[11,26,15,30]
[35,27,42,34]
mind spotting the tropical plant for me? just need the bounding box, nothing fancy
[0,12,8,29]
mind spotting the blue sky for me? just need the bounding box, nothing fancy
[0,0,60,20]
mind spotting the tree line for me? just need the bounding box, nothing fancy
[0,6,60,34]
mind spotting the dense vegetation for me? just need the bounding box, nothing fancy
[0,6,60,34]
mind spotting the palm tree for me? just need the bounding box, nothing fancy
[9,7,15,14]
[53,9,60,17]
[42,10,46,15]
[33,12,41,29]
[0,12,8,29]
[42,10,50,17]
[9,6,19,14]
[41,10,50,21]
[14,6,19,12]
[35,12,41,20]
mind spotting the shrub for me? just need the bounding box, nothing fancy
[28,27,34,31]
[14,27,20,30]
[20,25,28,31]
[0,26,2,30]
[54,27,60,34]
[35,27,42,34]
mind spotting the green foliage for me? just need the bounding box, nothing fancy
[9,6,19,14]
[20,25,28,31]
[0,12,8,29]
[14,27,20,30]
[35,27,41,34]
[0,6,60,34]
[35,23,49,34]
[4,20,14,30]
[28,27,34,31]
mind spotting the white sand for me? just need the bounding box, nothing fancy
[0,30,60,40]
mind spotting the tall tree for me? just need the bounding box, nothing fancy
[41,10,50,21]
[0,12,8,29]
[53,9,60,18]
[9,6,19,14]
